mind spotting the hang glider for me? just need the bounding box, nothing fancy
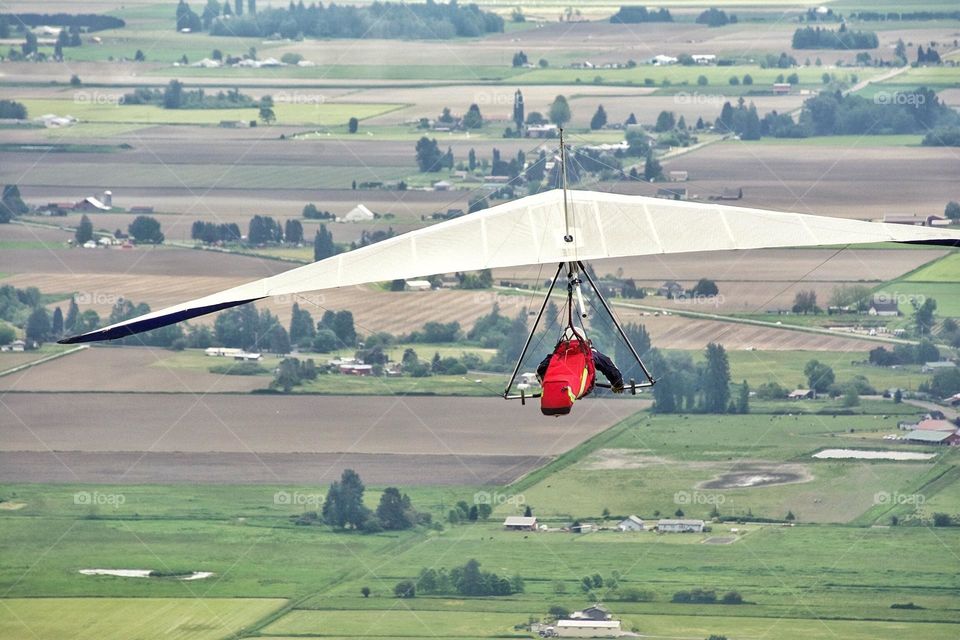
[60,188,960,345]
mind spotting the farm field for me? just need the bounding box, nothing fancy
[0,598,287,640]
[18,99,404,126]
[2,2,960,638]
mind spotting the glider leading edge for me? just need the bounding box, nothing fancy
[59,188,960,347]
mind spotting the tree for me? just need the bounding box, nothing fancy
[737,380,750,414]
[915,298,937,336]
[1,185,28,222]
[804,359,835,393]
[134,49,146,62]
[51,307,64,337]
[73,215,94,245]
[313,225,337,261]
[702,343,731,413]
[415,136,443,172]
[690,278,719,297]
[697,74,708,86]
[512,89,524,130]
[331,310,356,347]
[361,586,370,598]
[128,216,164,244]
[511,50,528,67]
[259,95,275,124]
[932,513,951,527]
[64,298,79,332]
[376,487,414,530]
[462,103,483,129]
[792,290,818,314]
[25,307,50,345]
[348,116,358,133]
[163,80,184,109]
[283,219,303,244]
[654,110,676,132]
[945,201,960,221]
[549,95,571,126]
[644,151,663,181]
[289,302,315,343]
[323,468,370,529]
[590,105,607,130]
[394,580,416,598]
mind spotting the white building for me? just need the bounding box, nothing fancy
[657,518,704,533]
[503,516,537,531]
[556,619,622,637]
[341,204,375,222]
[617,515,645,531]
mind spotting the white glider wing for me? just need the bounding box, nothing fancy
[60,188,960,343]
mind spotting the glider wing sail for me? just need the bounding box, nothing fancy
[60,189,960,344]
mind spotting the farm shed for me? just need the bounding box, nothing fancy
[788,389,814,400]
[657,518,705,533]
[904,430,959,445]
[503,516,537,531]
[556,619,622,637]
[571,604,611,620]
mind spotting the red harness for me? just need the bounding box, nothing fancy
[540,337,596,416]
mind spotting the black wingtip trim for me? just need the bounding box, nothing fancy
[896,239,960,248]
[57,298,264,344]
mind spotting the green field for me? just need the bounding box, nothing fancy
[145,64,524,82]
[1,403,958,638]
[512,66,878,87]
[879,282,960,317]
[0,598,285,640]
[19,99,403,126]
[903,252,960,283]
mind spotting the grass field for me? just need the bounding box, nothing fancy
[903,252,960,283]
[145,64,525,82]
[879,282,960,317]
[19,99,403,126]
[0,598,286,640]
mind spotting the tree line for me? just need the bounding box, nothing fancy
[1,13,124,31]
[792,25,879,49]
[175,0,503,39]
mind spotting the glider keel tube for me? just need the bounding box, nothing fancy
[58,297,264,344]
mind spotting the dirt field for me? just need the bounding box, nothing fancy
[0,347,268,393]
[0,392,637,484]
[651,141,960,219]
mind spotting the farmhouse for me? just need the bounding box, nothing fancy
[0,339,26,352]
[945,393,960,407]
[432,180,453,191]
[571,604,611,620]
[922,361,956,373]
[913,419,958,432]
[657,518,705,533]
[718,187,743,200]
[772,83,792,95]
[788,389,814,400]
[651,54,677,65]
[75,196,111,212]
[617,515,645,531]
[868,297,899,316]
[658,281,685,298]
[667,170,688,182]
[503,516,537,531]
[570,522,596,534]
[404,280,432,291]
[526,123,558,138]
[340,363,373,375]
[691,54,717,64]
[555,619,622,637]
[655,187,687,201]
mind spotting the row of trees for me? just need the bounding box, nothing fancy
[792,25,879,49]
[123,81,255,110]
[179,0,504,39]
[74,214,163,244]
[404,559,523,598]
